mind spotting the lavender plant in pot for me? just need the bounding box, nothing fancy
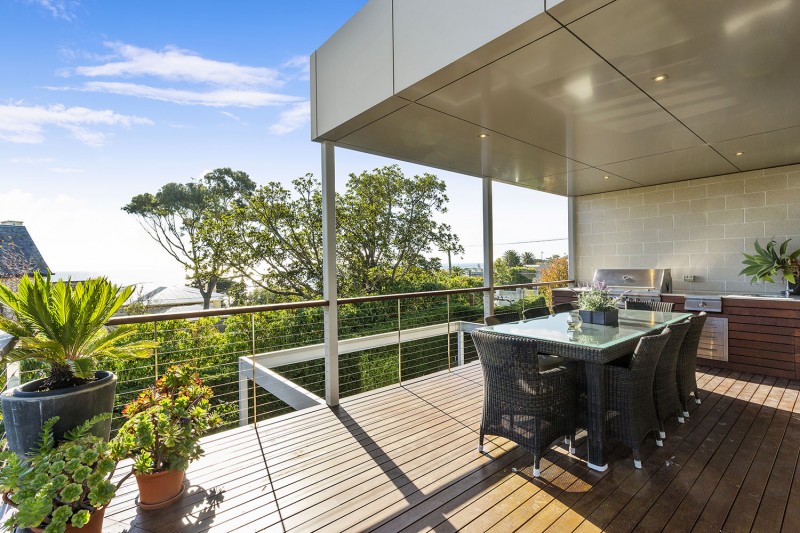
[576,283,620,325]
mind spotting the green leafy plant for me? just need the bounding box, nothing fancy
[576,283,619,312]
[0,272,157,390]
[739,238,800,284]
[111,365,222,476]
[0,414,120,533]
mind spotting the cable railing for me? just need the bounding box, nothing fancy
[8,280,572,436]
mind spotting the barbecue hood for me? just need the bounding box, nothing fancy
[591,269,672,294]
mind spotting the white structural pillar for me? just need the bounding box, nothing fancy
[567,196,577,281]
[482,177,494,317]
[321,141,339,406]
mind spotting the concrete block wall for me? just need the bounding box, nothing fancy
[574,163,800,294]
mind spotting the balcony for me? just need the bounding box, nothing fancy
[102,363,799,532]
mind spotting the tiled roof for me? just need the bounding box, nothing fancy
[0,223,49,278]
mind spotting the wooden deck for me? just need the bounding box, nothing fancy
[103,363,800,532]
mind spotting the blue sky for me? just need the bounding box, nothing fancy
[0,0,567,285]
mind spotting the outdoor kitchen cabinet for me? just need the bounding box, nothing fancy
[552,289,800,380]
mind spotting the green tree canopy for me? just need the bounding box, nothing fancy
[521,251,535,265]
[502,249,521,267]
[228,164,463,299]
[123,168,256,309]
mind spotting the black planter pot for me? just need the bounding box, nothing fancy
[0,371,117,456]
[789,281,800,296]
[579,309,619,325]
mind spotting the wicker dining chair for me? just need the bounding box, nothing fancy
[522,306,550,320]
[625,300,675,312]
[484,312,520,326]
[551,302,577,314]
[604,328,672,468]
[651,319,691,437]
[472,330,577,477]
[677,312,708,417]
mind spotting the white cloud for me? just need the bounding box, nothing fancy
[71,42,281,88]
[47,167,84,173]
[74,81,300,108]
[21,0,77,20]
[269,101,310,135]
[281,55,310,81]
[0,103,152,146]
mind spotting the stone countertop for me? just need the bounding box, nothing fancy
[552,287,800,302]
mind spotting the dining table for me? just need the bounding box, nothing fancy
[480,308,692,471]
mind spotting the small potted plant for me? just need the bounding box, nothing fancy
[0,273,157,456]
[111,365,221,510]
[740,237,800,295]
[576,282,620,325]
[0,414,121,533]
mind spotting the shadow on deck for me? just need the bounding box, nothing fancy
[105,363,800,532]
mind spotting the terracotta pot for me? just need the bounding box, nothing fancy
[135,469,186,510]
[31,505,106,533]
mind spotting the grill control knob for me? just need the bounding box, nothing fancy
[699,301,707,307]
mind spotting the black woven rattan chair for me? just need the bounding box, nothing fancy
[472,330,576,477]
[625,300,675,312]
[677,312,707,417]
[552,302,577,314]
[522,307,550,320]
[604,328,671,468]
[484,312,520,326]
[652,320,691,437]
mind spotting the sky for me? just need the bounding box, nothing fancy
[0,0,567,286]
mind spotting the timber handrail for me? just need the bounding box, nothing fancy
[107,279,574,325]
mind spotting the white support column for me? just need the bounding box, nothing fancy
[321,141,339,406]
[238,360,249,427]
[482,177,494,317]
[567,196,577,281]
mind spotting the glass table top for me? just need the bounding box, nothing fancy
[481,309,693,349]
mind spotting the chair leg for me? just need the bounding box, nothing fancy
[568,433,577,455]
[477,432,484,452]
[695,389,702,404]
[658,421,666,440]
[678,415,685,423]
[533,456,541,478]
[632,448,642,469]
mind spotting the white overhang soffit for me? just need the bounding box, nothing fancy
[310,0,800,197]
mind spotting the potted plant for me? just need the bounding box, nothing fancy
[576,282,620,325]
[0,414,121,533]
[111,365,221,510]
[740,238,800,295]
[0,273,156,456]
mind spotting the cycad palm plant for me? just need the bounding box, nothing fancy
[0,272,156,390]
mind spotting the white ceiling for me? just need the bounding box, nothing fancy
[317,0,800,197]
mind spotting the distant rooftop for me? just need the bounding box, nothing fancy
[0,221,49,278]
[126,282,225,310]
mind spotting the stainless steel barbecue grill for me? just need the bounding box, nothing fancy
[588,268,673,304]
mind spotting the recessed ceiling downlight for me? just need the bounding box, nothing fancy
[652,73,669,82]
[479,133,490,138]
[603,175,609,179]
[736,151,744,156]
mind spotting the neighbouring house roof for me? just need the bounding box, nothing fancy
[125,283,225,311]
[0,221,49,278]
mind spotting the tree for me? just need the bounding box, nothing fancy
[538,255,570,311]
[229,165,463,299]
[521,251,535,265]
[493,258,512,285]
[123,169,256,309]
[502,249,521,267]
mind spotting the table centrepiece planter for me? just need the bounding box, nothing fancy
[579,309,619,325]
[135,469,187,510]
[0,371,117,456]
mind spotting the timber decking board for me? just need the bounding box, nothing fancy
[103,363,800,532]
